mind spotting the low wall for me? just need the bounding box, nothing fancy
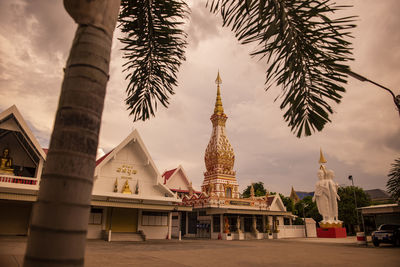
[278,225,306,238]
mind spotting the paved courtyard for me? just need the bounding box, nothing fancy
[1,237,399,267]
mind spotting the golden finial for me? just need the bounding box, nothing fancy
[319,148,327,164]
[214,71,224,115]
[215,71,222,85]
[113,178,118,192]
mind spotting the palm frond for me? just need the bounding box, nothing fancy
[119,0,189,121]
[387,158,400,202]
[207,0,356,137]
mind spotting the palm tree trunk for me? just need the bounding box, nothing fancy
[24,1,120,266]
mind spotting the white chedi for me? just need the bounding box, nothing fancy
[312,168,342,226]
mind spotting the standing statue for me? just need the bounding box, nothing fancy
[236,216,242,233]
[313,149,342,228]
[312,169,330,221]
[326,169,340,221]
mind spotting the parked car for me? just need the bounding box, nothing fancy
[371,224,400,247]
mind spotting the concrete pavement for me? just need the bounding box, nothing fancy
[1,236,399,267]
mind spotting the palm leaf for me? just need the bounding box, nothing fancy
[119,0,189,121]
[207,0,356,137]
[387,158,400,202]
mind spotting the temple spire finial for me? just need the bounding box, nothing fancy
[215,70,222,86]
[319,148,327,164]
[214,71,224,115]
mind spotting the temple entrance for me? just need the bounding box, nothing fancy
[180,211,186,236]
[0,200,32,235]
[187,211,197,234]
[244,216,252,232]
[109,208,138,233]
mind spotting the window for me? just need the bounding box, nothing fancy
[142,211,168,226]
[89,208,102,225]
[213,215,220,232]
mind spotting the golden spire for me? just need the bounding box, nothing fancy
[214,71,224,115]
[319,148,327,164]
[113,178,118,192]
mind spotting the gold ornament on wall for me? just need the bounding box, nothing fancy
[122,179,132,194]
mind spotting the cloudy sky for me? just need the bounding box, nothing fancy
[0,0,399,195]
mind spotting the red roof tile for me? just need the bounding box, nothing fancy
[96,149,113,166]
[170,188,201,194]
[162,168,177,184]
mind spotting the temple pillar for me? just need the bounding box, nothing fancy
[167,212,172,239]
[262,215,266,233]
[252,215,258,233]
[268,216,273,232]
[236,215,242,233]
[185,212,189,236]
[220,214,223,234]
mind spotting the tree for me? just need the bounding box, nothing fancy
[24,1,356,265]
[242,182,267,198]
[279,193,294,213]
[294,196,322,224]
[24,1,121,266]
[387,157,400,203]
[337,186,371,235]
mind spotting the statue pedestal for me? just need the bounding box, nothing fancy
[317,227,347,238]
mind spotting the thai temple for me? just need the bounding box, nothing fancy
[172,73,291,240]
[0,73,307,241]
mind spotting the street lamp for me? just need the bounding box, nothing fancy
[302,202,308,237]
[345,69,400,116]
[348,175,360,232]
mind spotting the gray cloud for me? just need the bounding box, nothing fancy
[186,1,221,49]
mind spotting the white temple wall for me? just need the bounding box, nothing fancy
[138,210,170,240]
[93,142,165,198]
[166,170,189,190]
